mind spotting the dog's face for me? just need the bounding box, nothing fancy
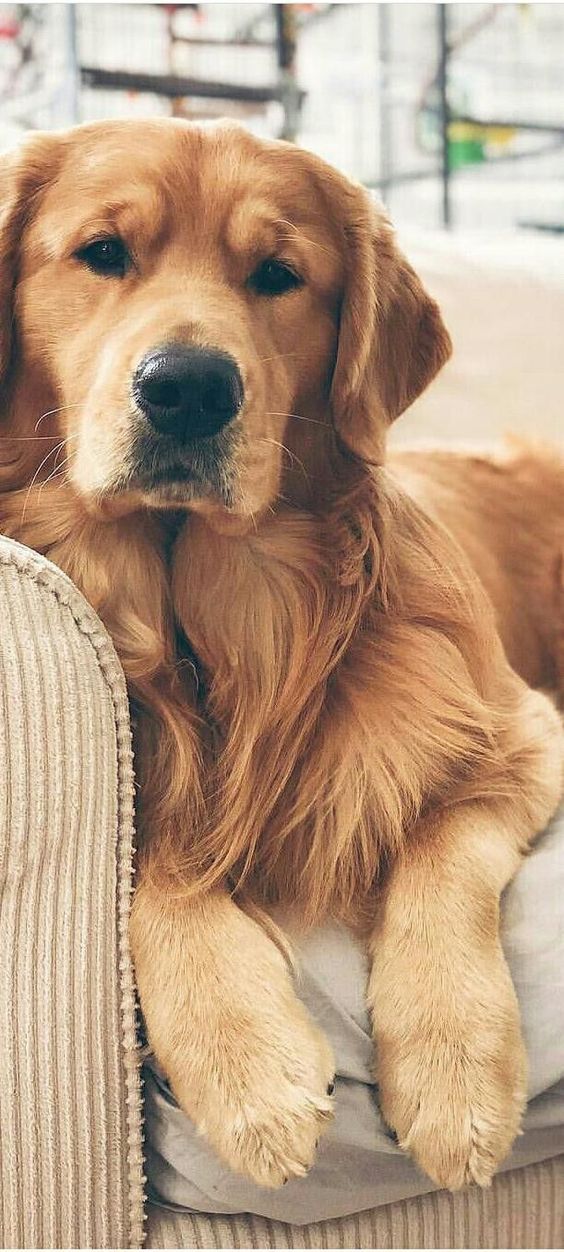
[0,119,450,519]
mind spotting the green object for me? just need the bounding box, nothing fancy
[448,136,485,169]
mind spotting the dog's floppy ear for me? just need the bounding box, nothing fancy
[0,132,62,386]
[326,177,452,460]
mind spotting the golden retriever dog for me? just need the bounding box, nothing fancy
[1,119,563,1194]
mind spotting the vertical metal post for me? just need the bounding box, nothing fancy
[377,3,391,202]
[276,4,300,141]
[63,2,79,125]
[437,3,451,228]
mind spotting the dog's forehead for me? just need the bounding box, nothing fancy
[55,121,319,234]
[63,121,243,186]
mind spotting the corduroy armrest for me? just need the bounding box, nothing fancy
[0,536,144,1250]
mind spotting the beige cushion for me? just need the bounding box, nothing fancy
[393,229,564,447]
[146,1155,564,1249]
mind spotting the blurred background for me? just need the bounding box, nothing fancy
[1,2,562,443]
[1,1,564,232]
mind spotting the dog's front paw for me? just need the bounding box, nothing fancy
[378,1018,527,1190]
[169,994,335,1188]
[204,1032,335,1188]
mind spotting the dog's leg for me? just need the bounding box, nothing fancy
[368,690,563,1190]
[130,874,334,1187]
[369,810,526,1190]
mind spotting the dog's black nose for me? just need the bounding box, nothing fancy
[133,344,243,440]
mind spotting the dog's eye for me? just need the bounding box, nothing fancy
[74,236,131,278]
[249,258,303,297]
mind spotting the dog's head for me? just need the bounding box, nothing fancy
[0,119,451,518]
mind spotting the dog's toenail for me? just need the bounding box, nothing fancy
[283,1177,289,1185]
[327,1081,335,1095]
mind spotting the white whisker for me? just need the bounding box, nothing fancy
[39,448,73,493]
[20,440,66,524]
[266,410,327,428]
[34,402,82,433]
[257,351,305,365]
[0,435,73,442]
[260,437,309,485]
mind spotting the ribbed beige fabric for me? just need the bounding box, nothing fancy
[146,1155,564,1250]
[0,538,144,1250]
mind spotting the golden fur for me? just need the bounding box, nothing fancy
[1,119,563,1191]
